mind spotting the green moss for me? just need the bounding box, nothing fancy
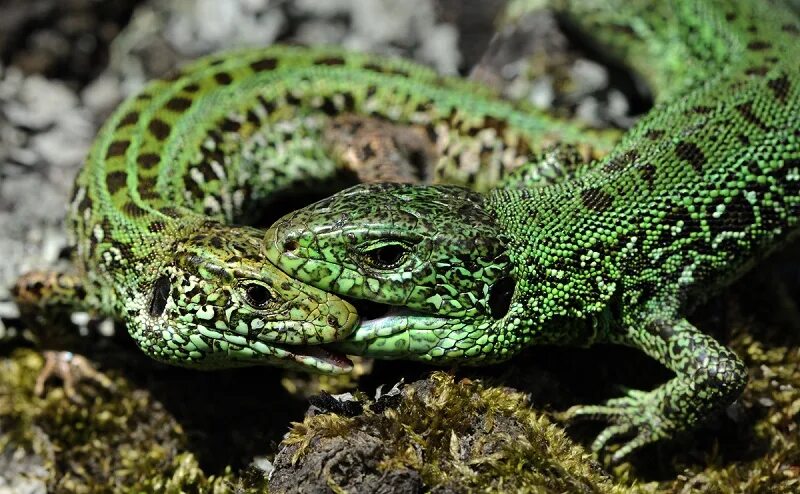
[274,371,627,493]
[0,348,268,493]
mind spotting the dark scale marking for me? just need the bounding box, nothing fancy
[604,150,638,173]
[257,95,276,114]
[113,238,134,262]
[214,72,233,85]
[285,93,301,106]
[580,187,614,212]
[745,66,769,76]
[123,201,147,217]
[767,74,791,102]
[746,40,772,51]
[341,92,356,111]
[105,171,128,195]
[159,207,182,218]
[220,118,241,132]
[624,150,639,164]
[782,24,799,35]
[644,129,665,140]
[735,102,770,131]
[314,56,346,66]
[250,57,278,72]
[737,134,750,145]
[197,161,219,182]
[183,174,204,198]
[137,153,160,169]
[246,109,260,125]
[714,192,756,236]
[363,62,387,74]
[117,111,139,128]
[106,140,130,159]
[148,119,172,141]
[744,159,762,177]
[165,97,193,112]
[674,141,706,172]
[148,221,166,233]
[483,116,508,138]
[320,96,339,116]
[137,177,160,200]
[690,105,713,114]
[184,83,200,93]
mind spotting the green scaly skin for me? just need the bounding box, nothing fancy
[264,0,800,460]
[12,45,618,374]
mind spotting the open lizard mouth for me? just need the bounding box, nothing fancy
[339,297,436,340]
[274,299,394,372]
[286,343,355,372]
[347,297,394,322]
[285,299,431,371]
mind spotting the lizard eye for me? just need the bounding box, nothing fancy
[361,242,409,269]
[242,282,273,308]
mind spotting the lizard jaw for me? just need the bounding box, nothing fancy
[285,344,355,373]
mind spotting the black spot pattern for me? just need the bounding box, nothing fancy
[674,141,706,172]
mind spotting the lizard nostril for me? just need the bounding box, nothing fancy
[327,315,340,328]
[283,239,299,252]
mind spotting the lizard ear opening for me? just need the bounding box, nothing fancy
[149,275,171,317]
[488,277,515,319]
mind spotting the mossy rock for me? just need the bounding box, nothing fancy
[270,371,624,493]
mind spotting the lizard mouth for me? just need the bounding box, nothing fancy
[347,297,394,322]
[285,343,356,372]
[284,299,431,370]
[276,299,394,372]
[337,297,438,342]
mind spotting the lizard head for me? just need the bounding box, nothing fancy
[263,183,518,363]
[127,222,358,373]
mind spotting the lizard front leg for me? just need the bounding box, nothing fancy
[564,315,748,463]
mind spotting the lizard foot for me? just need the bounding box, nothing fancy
[560,387,671,464]
[34,351,115,404]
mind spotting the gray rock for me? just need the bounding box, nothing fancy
[4,75,78,130]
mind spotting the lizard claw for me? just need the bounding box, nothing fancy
[34,351,116,404]
[561,388,668,463]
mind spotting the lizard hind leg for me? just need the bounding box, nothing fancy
[562,317,748,463]
[12,270,87,315]
[12,270,114,402]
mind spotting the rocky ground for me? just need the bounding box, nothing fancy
[1,0,799,492]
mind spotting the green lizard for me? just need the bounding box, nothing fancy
[263,0,800,461]
[12,45,619,395]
